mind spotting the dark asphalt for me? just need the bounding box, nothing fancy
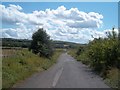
[14,53,110,88]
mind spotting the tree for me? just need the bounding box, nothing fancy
[29,28,53,58]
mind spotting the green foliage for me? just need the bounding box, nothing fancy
[53,41,80,49]
[29,28,53,58]
[2,38,80,50]
[105,68,119,88]
[75,28,119,73]
[2,49,63,88]
[76,46,85,56]
[77,51,90,65]
[2,38,31,48]
[68,49,77,58]
[87,28,119,74]
[70,28,120,88]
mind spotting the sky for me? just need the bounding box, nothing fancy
[0,2,118,44]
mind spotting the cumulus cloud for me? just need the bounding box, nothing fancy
[1,4,103,26]
[67,20,98,28]
[1,4,108,43]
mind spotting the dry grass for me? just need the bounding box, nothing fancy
[2,48,21,57]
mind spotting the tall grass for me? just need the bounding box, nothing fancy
[2,48,63,89]
[67,49,77,58]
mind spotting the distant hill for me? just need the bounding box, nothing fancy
[53,40,82,48]
[1,38,84,48]
[1,38,31,48]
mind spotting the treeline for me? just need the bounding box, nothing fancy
[2,38,79,49]
[53,40,81,48]
[74,28,120,88]
[2,38,31,48]
[2,28,80,58]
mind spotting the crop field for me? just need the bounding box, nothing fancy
[2,48,22,58]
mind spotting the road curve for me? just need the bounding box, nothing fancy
[13,53,110,88]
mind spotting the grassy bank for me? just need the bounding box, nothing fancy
[2,48,63,89]
[67,49,77,58]
[68,48,119,89]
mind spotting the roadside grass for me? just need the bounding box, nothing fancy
[68,49,89,65]
[76,52,90,65]
[105,68,120,89]
[67,49,77,58]
[2,48,63,89]
[68,49,119,89]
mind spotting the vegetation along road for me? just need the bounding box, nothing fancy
[14,52,110,88]
[3,28,119,89]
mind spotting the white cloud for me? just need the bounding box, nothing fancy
[1,4,110,44]
[9,4,23,11]
[67,20,98,28]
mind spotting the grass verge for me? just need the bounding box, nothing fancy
[105,68,120,89]
[68,49,119,89]
[67,49,77,58]
[2,48,63,89]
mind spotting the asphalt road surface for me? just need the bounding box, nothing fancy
[14,53,110,88]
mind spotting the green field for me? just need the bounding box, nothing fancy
[2,48,63,88]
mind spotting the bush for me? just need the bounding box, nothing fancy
[89,28,119,76]
[70,28,119,88]
[76,28,120,77]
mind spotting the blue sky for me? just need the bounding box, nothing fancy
[2,2,118,29]
[1,2,118,43]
